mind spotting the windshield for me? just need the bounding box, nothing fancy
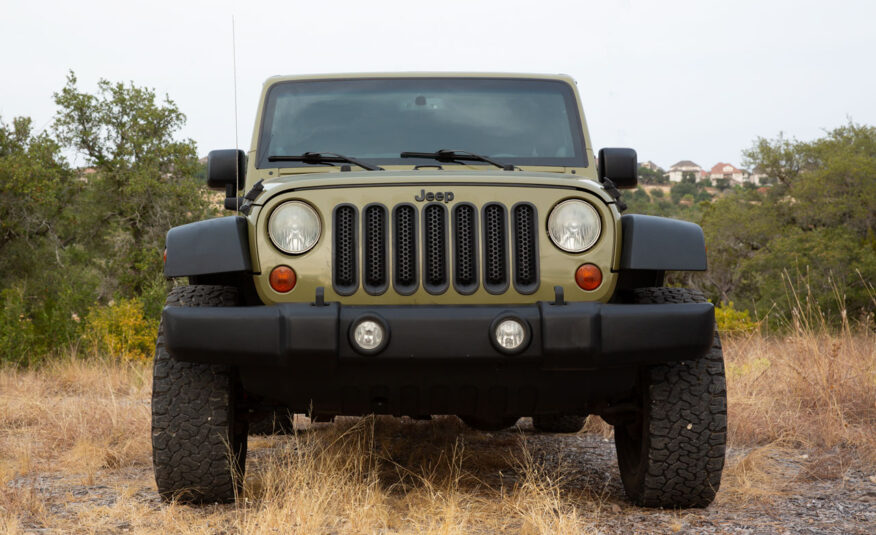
[256,77,588,169]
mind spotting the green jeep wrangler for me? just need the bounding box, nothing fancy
[152,73,726,508]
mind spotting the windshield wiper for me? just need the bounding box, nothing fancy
[400,149,515,171]
[267,152,383,171]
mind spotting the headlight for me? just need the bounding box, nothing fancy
[268,201,321,254]
[547,199,601,252]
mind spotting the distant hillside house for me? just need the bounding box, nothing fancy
[76,166,97,183]
[708,162,751,184]
[667,160,706,183]
[639,160,663,172]
[749,165,771,185]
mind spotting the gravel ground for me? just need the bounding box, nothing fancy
[7,417,875,534]
[512,419,875,535]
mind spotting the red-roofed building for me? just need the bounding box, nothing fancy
[708,162,751,184]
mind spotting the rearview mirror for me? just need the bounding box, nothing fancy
[598,148,638,189]
[206,149,246,190]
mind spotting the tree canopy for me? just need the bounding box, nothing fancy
[621,123,874,327]
[702,123,876,326]
[52,72,211,297]
[0,72,214,364]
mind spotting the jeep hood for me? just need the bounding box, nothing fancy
[249,170,616,206]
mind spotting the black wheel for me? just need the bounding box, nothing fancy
[532,414,587,433]
[151,285,248,503]
[614,287,726,508]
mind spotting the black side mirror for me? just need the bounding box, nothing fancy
[598,148,638,189]
[206,149,246,190]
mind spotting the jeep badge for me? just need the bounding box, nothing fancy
[414,189,454,203]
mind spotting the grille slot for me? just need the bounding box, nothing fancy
[333,205,357,295]
[423,204,448,294]
[393,204,418,295]
[482,203,508,294]
[512,203,539,294]
[332,200,536,296]
[363,204,388,295]
[453,204,478,294]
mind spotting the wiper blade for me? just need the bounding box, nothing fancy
[267,152,383,171]
[400,149,515,171]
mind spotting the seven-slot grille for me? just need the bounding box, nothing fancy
[333,202,538,296]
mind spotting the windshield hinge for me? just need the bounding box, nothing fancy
[601,178,627,212]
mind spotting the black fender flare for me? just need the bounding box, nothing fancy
[619,214,707,271]
[164,216,252,278]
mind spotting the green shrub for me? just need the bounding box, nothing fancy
[0,284,43,365]
[0,278,92,365]
[83,298,158,361]
[715,301,758,334]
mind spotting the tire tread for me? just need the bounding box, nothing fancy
[151,285,246,504]
[616,287,727,508]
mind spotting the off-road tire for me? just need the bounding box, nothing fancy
[151,285,248,503]
[614,287,726,508]
[532,414,587,433]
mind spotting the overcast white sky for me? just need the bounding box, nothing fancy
[2,0,874,170]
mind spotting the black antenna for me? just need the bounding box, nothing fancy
[232,15,240,210]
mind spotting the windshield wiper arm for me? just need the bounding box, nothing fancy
[267,152,383,171]
[400,149,515,171]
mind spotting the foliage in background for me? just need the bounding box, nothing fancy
[636,164,667,184]
[623,181,712,221]
[52,72,215,307]
[83,298,159,361]
[714,302,758,334]
[701,122,876,328]
[0,72,214,364]
[625,122,875,329]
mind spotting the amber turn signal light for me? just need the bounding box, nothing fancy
[269,266,296,293]
[575,264,602,291]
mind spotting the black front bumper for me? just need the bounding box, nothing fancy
[163,300,714,371]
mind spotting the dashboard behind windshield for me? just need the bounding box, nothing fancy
[256,77,588,169]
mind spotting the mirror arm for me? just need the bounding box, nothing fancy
[223,184,241,211]
[224,196,242,211]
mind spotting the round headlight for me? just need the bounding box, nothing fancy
[547,200,601,253]
[268,201,321,254]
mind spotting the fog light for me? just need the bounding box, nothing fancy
[493,318,527,353]
[351,317,388,354]
[269,265,296,293]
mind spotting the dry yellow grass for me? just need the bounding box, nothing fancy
[1,327,873,533]
[715,327,876,508]
[724,329,876,461]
